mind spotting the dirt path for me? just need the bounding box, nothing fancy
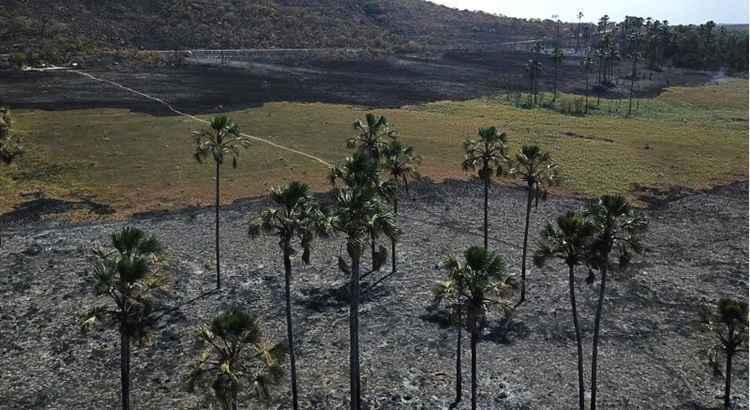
[25,66,333,168]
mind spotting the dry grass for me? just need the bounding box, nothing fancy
[3,80,747,216]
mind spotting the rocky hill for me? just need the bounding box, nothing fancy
[0,0,559,54]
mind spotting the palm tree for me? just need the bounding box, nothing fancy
[193,116,250,290]
[510,145,560,305]
[381,138,420,274]
[81,227,164,410]
[524,60,544,106]
[579,55,595,113]
[333,185,398,410]
[534,212,597,410]
[432,254,466,405]
[0,107,23,248]
[434,247,513,410]
[584,195,647,410]
[186,307,287,410]
[248,182,328,410]
[330,152,396,271]
[347,113,395,161]
[551,47,565,101]
[703,299,748,409]
[462,127,510,250]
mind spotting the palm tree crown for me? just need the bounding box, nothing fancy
[584,195,648,269]
[534,211,596,268]
[381,138,421,194]
[512,145,560,205]
[347,113,396,161]
[194,116,250,168]
[84,227,164,337]
[462,127,510,183]
[187,308,287,410]
[249,181,329,263]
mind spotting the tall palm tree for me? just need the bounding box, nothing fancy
[0,107,23,248]
[381,138,420,274]
[524,60,544,106]
[584,195,647,410]
[462,127,510,250]
[186,308,287,410]
[510,145,560,305]
[248,182,328,410]
[347,113,395,162]
[551,47,565,101]
[193,116,250,290]
[434,247,513,410]
[333,186,398,410]
[534,212,597,410]
[81,227,164,410]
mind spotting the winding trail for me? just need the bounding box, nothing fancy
[32,66,332,167]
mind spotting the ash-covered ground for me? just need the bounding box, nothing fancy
[1,179,747,409]
[0,50,711,116]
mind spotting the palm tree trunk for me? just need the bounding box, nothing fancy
[215,161,221,290]
[483,177,489,250]
[283,246,299,410]
[628,57,637,116]
[724,324,734,409]
[553,62,559,101]
[585,75,590,114]
[121,320,130,410]
[391,197,398,274]
[455,311,463,404]
[349,246,361,410]
[590,264,607,410]
[470,323,478,410]
[518,185,533,306]
[569,264,585,410]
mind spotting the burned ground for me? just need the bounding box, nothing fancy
[1,179,747,409]
[0,50,712,116]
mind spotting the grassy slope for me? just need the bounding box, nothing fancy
[4,79,747,216]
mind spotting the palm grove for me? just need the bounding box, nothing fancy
[38,103,740,409]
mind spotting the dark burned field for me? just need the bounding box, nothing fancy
[0,50,710,115]
[1,179,747,409]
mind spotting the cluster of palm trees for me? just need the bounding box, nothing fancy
[73,111,742,410]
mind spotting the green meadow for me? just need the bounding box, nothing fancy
[4,79,747,217]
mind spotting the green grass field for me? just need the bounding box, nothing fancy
[3,79,747,217]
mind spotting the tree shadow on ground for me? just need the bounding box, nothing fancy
[299,280,390,312]
[482,317,531,345]
[0,197,115,224]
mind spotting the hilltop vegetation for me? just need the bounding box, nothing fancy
[0,0,555,55]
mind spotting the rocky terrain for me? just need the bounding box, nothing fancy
[1,179,748,409]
